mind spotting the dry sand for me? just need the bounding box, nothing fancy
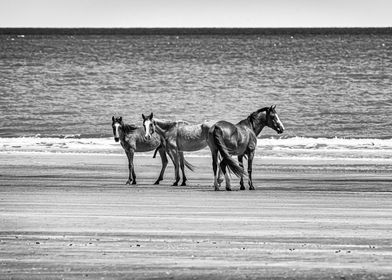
[1,152,392,279]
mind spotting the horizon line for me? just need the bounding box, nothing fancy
[1,27,391,36]
[1,26,391,29]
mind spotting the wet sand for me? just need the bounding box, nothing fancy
[1,152,392,279]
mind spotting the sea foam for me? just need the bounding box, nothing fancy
[1,136,392,161]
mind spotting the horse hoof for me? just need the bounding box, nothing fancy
[214,187,220,191]
[249,186,255,190]
[153,180,160,185]
[172,182,178,186]
[240,186,245,190]
[132,181,137,185]
[226,187,232,191]
[125,180,131,185]
[181,182,187,186]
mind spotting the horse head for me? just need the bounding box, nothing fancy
[266,105,285,134]
[112,116,123,142]
[142,113,155,140]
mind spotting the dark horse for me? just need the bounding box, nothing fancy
[207,105,285,191]
[112,116,169,185]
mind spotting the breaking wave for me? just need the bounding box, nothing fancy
[1,136,392,161]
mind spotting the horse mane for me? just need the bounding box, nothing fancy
[237,107,268,125]
[248,107,269,121]
[121,123,139,133]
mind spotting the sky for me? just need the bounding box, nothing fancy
[0,0,391,28]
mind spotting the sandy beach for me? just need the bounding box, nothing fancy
[1,152,392,279]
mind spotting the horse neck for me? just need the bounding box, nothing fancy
[253,121,265,136]
[120,123,139,138]
[252,112,267,136]
[240,112,267,136]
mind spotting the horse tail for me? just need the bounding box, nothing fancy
[213,126,245,178]
[152,144,161,158]
[183,157,195,172]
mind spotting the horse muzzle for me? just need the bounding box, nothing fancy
[276,127,284,134]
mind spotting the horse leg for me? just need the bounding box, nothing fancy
[217,158,224,185]
[219,160,231,191]
[154,147,168,185]
[172,150,181,186]
[211,150,220,191]
[131,162,137,185]
[247,150,255,190]
[125,150,134,185]
[179,151,187,186]
[166,147,180,186]
[130,150,137,185]
[238,155,245,190]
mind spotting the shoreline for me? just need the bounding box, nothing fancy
[2,150,392,164]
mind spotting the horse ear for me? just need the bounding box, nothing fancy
[273,105,276,110]
[269,105,274,112]
[150,112,153,119]
[142,114,146,120]
[112,116,115,122]
[119,117,122,122]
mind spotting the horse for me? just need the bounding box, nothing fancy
[207,105,285,191]
[111,116,169,185]
[142,113,217,186]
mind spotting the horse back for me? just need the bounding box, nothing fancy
[177,123,208,151]
[211,120,253,155]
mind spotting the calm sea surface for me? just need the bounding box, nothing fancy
[1,29,392,158]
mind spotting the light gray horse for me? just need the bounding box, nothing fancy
[142,113,216,186]
[112,116,170,185]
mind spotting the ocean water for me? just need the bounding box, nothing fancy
[1,29,392,160]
